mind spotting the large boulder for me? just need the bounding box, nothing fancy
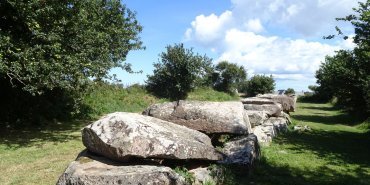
[143,100,252,134]
[257,94,296,112]
[244,110,269,127]
[57,150,186,185]
[221,134,260,167]
[82,112,222,162]
[243,103,283,117]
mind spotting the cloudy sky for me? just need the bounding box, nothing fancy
[113,0,361,91]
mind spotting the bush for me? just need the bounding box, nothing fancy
[212,61,247,93]
[245,75,275,97]
[187,87,239,102]
[146,43,213,100]
[285,88,295,95]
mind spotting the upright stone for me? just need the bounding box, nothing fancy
[143,100,252,134]
[82,112,222,162]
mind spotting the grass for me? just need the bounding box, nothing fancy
[0,85,238,185]
[1,87,368,185]
[238,102,370,185]
[187,87,240,102]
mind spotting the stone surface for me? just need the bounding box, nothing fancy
[57,150,186,185]
[241,97,275,105]
[245,110,269,127]
[82,112,222,162]
[257,94,296,112]
[243,103,283,117]
[221,134,260,167]
[143,100,252,134]
[252,117,288,143]
[189,167,215,185]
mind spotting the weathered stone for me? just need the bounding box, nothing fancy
[57,150,186,185]
[143,100,252,134]
[82,112,222,162]
[241,97,276,105]
[221,134,260,167]
[244,110,269,127]
[263,117,288,133]
[252,117,288,143]
[294,125,311,132]
[189,167,215,185]
[257,94,296,112]
[252,125,274,143]
[243,103,283,117]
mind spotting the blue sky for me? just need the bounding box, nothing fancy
[113,0,361,91]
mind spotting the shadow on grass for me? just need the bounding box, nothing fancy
[242,156,370,185]
[237,130,370,185]
[292,114,363,125]
[0,119,90,149]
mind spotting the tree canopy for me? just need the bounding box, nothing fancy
[0,0,143,94]
[146,43,213,100]
[317,0,369,117]
[246,75,275,97]
[213,61,247,94]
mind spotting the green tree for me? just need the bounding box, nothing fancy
[213,61,247,93]
[0,0,143,94]
[246,75,275,97]
[317,0,369,117]
[285,88,295,95]
[0,0,143,124]
[146,43,213,100]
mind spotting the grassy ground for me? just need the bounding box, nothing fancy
[240,102,370,185]
[1,92,369,184]
[0,86,237,185]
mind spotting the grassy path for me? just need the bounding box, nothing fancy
[0,102,369,185]
[245,102,370,185]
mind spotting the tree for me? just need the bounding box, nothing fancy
[317,0,370,117]
[212,61,247,93]
[146,43,213,100]
[285,88,295,95]
[0,0,143,124]
[246,75,275,97]
[0,0,143,94]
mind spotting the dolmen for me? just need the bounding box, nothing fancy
[58,98,292,184]
[241,94,295,143]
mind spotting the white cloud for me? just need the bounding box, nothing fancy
[184,0,361,90]
[245,19,264,33]
[185,11,233,45]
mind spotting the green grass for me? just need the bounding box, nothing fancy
[1,89,368,185]
[187,87,240,102]
[239,102,370,185]
[82,83,168,117]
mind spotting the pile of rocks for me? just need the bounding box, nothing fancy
[242,94,295,143]
[57,95,295,185]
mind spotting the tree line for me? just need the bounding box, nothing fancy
[0,0,275,125]
[310,0,369,119]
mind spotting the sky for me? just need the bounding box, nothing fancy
[112,0,362,91]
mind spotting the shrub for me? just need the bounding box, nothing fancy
[245,75,275,97]
[212,61,247,94]
[146,43,213,100]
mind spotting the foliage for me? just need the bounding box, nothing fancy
[212,61,247,93]
[146,43,213,100]
[187,87,239,102]
[316,1,370,118]
[0,0,143,125]
[82,82,166,118]
[245,75,275,97]
[174,166,195,184]
[0,0,143,95]
[284,88,295,95]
